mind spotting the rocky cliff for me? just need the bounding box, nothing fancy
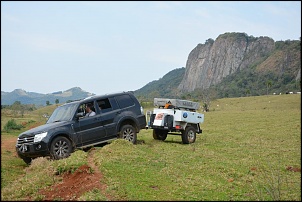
[178,32,275,92]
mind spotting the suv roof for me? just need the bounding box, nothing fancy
[64,91,135,105]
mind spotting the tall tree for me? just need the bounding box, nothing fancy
[266,80,272,95]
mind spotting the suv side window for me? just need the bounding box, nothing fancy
[115,94,135,109]
[77,101,95,118]
[97,98,112,113]
[108,97,119,110]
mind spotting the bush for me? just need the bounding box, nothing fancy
[4,119,24,132]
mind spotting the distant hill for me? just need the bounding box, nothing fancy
[134,67,185,99]
[1,87,95,106]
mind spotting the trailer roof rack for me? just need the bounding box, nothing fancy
[153,98,200,111]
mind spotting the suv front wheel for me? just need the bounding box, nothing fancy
[50,136,72,160]
[119,124,137,144]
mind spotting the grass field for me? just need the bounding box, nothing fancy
[1,94,301,201]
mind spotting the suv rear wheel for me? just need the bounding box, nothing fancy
[119,124,137,144]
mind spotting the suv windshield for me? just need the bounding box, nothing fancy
[46,103,78,123]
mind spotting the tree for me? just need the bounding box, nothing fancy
[11,101,22,117]
[55,99,59,105]
[199,88,217,112]
[205,38,214,44]
[266,80,272,95]
[46,101,50,106]
[149,90,160,99]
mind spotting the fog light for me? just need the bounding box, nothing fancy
[36,144,42,150]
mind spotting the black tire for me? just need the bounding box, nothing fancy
[152,130,159,140]
[119,124,137,144]
[181,126,196,144]
[50,136,72,160]
[153,129,168,141]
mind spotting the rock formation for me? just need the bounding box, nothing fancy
[178,32,275,92]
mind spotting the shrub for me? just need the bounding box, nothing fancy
[4,119,24,132]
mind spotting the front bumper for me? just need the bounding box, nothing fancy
[15,141,50,158]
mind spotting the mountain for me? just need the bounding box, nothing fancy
[1,87,95,106]
[178,33,275,91]
[135,32,301,99]
[179,32,300,96]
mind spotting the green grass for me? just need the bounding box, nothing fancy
[1,94,301,200]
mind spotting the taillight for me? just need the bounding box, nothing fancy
[175,125,181,129]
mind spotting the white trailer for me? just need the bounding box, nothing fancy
[146,98,204,144]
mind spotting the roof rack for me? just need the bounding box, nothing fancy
[153,98,200,110]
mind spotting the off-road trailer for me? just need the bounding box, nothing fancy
[146,98,204,144]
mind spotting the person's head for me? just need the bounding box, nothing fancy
[85,103,93,112]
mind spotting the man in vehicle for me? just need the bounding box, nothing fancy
[85,103,96,117]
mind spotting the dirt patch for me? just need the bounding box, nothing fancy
[2,136,113,201]
[38,148,113,201]
[286,166,301,172]
[38,164,105,200]
[1,136,18,157]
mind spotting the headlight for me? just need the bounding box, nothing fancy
[34,132,48,143]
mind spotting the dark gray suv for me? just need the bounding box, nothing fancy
[16,91,146,164]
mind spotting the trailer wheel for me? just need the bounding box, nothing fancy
[153,129,168,141]
[181,126,196,144]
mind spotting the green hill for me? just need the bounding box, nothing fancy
[134,67,185,99]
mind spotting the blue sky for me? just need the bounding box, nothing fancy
[1,1,301,95]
